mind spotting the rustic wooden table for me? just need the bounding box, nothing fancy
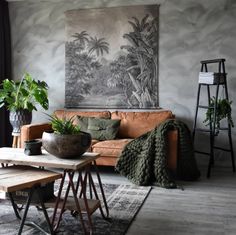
[0,165,62,235]
[0,147,109,234]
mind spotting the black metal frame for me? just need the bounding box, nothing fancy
[192,58,235,178]
[8,185,54,235]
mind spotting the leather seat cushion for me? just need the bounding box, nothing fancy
[91,139,132,157]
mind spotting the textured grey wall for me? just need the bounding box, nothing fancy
[9,0,236,164]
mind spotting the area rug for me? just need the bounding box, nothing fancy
[0,183,151,235]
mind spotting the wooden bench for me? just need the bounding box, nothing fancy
[0,165,62,235]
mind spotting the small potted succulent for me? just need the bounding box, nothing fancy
[42,115,91,158]
[0,73,49,134]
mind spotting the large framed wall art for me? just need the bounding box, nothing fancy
[65,4,159,109]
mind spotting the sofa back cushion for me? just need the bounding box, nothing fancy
[111,110,174,138]
[53,110,111,125]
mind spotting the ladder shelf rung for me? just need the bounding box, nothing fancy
[194,150,210,155]
[198,105,213,109]
[213,146,231,152]
[195,128,211,133]
[200,58,225,64]
[200,82,226,86]
[218,127,229,131]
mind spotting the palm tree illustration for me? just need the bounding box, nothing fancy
[72,31,89,49]
[66,32,110,105]
[120,14,158,108]
[109,55,133,107]
[87,36,109,57]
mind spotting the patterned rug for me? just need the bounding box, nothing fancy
[0,184,151,235]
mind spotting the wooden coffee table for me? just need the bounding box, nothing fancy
[0,165,62,234]
[0,147,109,234]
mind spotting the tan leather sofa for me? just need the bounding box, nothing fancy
[21,109,178,171]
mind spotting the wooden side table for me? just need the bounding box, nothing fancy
[0,165,62,235]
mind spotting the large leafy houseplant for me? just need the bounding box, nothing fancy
[0,73,49,134]
[0,72,48,111]
[204,97,234,134]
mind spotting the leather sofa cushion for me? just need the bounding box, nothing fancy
[111,110,174,138]
[53,110,111,125]
[92,139,132,157]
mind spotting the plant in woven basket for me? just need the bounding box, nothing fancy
[47,115,80,134]
[203,97,234,134]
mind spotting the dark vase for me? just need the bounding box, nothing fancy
[9,110,32,134]
[24,140,42,155]
[42,131,92,159]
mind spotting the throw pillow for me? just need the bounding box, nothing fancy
[77,116,92,132]
[77,116,120,140]
[77,115,110,132]
[88,118,121,140]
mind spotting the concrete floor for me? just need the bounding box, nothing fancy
[97,159,236,235]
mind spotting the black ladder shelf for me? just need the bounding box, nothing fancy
[192,58,235,178]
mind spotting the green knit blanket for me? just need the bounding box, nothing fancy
[116,119,200,188]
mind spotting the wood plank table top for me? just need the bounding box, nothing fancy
[0,165,62,192]
[0,147,100,170]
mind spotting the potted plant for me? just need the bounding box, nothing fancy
[0,73,49,134]
[42,115,91,158]
[203,97,234,135]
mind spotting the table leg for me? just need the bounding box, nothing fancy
[17,187,34,235]
[52,171,71,232]
[12,136,17,148]
[12,135,21,148]
[51,165,109,235]
[51,170,88,234]
[36,187,54,235]
[67,171,88,234]
[92,161,109,218]
[51,171,66,228]
[8,192,21,220]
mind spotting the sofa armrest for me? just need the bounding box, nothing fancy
[20,123,52,148]
[167,129,178,172]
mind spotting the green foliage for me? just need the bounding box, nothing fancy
[48,114,80,135]
[204,97,234,129]
[0,73,49,112]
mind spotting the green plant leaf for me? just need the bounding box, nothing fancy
[204,97,234,129]
[46,114,81,135]
[0,72,49,111]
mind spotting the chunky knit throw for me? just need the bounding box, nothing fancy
[116,119,200,188]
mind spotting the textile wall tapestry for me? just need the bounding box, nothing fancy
[65,5,159,109]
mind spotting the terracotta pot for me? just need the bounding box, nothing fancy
[42,131,92,159]
[9,110,32,134]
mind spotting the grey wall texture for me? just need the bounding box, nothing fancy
[8,0,236,165]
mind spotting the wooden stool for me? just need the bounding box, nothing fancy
[12,133,21,148]
[0,165,62,235]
